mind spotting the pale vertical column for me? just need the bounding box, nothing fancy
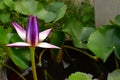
[94,0,120,27]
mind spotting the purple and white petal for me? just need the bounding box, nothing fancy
[8,15,59,49]
[39,28,52,41]
[26,15,39,46]
[7,42,30,47]
[36,42,60,49]
[12,22,26,41]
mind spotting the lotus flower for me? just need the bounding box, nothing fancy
[7,15,60,49]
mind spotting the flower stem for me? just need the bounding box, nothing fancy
[0,62,26,80]
[63,45,98,61]
[44,69,48,80]
[39,49,47,67]
[30,47,38,80]
[114,56,119,69]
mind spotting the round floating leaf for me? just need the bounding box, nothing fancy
[11,48,30,70]
[68,72,92,80]
[0,13,11,23]
[14,0,56,22]
[15,1,30,15]
[112,26,120,60]
[0,27,9,45]
[54,4,66,23]
[87,25,120,62]
[63,19,94,48]
[4,0,15,10]
[107,69,120,80]
[114,46,120,60]
[46,2,67,22]
[63,19,83,48]
[15,0,43,15]
[79,27,95,42]
[110,15,120,26]
[10,33,23,43]
[0,1,5,10]
[35,8,56,23]
[87,26,114,62]
[115,15,120,26]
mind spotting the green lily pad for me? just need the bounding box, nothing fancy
[63,19,94,48]
[0,13,11,23]
[11,48,30,70]
[0,27,9,45]
[4,0,15,10]
[46,2,67,23]
[110,15,120,26]
[68,72,92,80]
[107,69,120,80]
[87,25,120,62]
[14,0,56,22]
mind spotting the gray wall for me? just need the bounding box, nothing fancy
[94,0,120,27]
